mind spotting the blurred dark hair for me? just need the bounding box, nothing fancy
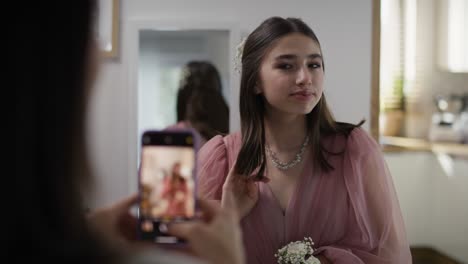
[12,0,116,261]
[176,61,229,140]
[235,17,364,180]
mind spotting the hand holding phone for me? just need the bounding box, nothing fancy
[168,200,245,264]
[137,130,198,244]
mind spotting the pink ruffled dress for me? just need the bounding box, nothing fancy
[197,128,411,264]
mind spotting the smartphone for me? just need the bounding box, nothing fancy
[137,129,198,244]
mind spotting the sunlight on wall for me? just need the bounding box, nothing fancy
[436,153,455,177]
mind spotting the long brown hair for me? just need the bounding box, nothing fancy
[176,61,229,140]
[12,0,116,261]
[235,17,364,180]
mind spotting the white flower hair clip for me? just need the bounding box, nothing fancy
[234,37,247,75]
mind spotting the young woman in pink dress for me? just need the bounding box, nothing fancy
[197,17,412,264]
[161,162,190,217]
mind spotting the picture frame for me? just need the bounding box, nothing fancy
[97,0,119,58]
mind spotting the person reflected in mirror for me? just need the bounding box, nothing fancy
[12,1,244,263]
[160,162,191,218]
[197,16,412,264]
[167,61,229,147]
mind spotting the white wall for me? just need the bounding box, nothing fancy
[386,153,468,262]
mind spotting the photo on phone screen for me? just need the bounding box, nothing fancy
[137,130,197,244]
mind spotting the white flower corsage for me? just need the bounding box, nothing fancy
[275,237,320,264]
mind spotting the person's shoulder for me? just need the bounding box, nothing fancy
[346,127,380,157]
[202,131,240,149]
[223,131,241,147]
[198,132,239,160]
[348,126,372,139]
[197,133,239,198]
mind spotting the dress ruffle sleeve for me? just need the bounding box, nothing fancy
[316,128,412,263]
[196,135,229,200]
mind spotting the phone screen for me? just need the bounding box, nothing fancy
[137,130,197,244]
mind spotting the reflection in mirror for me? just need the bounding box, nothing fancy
[138,30,230,145]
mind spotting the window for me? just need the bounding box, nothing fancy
[438,0,468,73]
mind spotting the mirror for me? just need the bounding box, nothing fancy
[125,19,241,203]
[138,29,230,135]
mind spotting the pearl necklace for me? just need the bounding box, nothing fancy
[265,135,310,170]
